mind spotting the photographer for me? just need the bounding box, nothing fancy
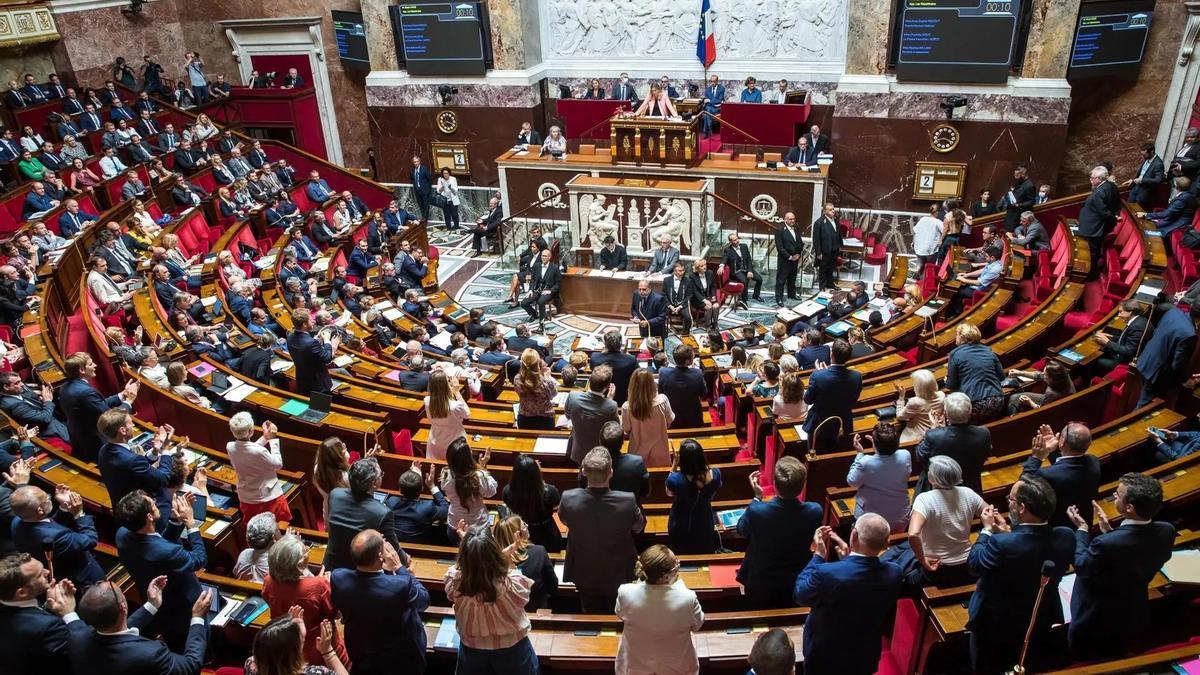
[140,55,165,95]
[183,51,208,105]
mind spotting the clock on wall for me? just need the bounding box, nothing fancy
[930,123,960,153]
[437,110,458,134]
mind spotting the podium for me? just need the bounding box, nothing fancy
[610,115,702,168]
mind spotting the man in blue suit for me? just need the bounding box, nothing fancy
[65,576,210,675]
[1129,142,1166,206]
[383,200,420,235]
[1023,422,1102,528]
[0,372,71,443]
[737,456,823,608]
[478,336,516,368]
[305,169,333,203]
[0,554,77,672]
[784,136,815,167]
[114,489,207,653]
[396,242,430,290]
[630,279,667,338]
[80,104,103,133]
[387,464,449,544]
[11,483,104,590]
[57,199,99,239]
[1135,302,1200,408]
[658,343,707,428]
[410,155,433,220]
[803,340,862,452]
[1065,472,1176,661]
[701,74,725,137]
[591,329,639,404]
[793,514,902,675]
[21,182,59,220]
[58,352,137,462]
[331,529,429,675]
[794,328,831,369]
[967,476,1075,675]
[348,237,379,279]
[287,307,339,395]
[1137,176,1196,236]
[97,409,175,531]
[225,281,253,324]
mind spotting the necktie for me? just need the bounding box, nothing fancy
[147,121,156,134]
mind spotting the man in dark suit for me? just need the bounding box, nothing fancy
[58,353,136,462]
[1023,422,1102,528]
[560,447,645,613]
[1065,472,1176,661]
[630,279,667,338]
[397,358,430,393]
[597,235,628,271]
[793,514,902,675]
[1169,127,1200,181]
[65,577,209,675]
[1003,164,1036,231]
[0,554,76,673]
[410,155,433,220]
[61,90,85,116]
[469,196,503,254]
[325,458,400,570]
[96,409,175,529]
[803,123,829,155]
[1006,211,1051,258]
[700,74,725,137]
[1138,176,1197,236]
[3,80,29,109]
[611,72,638,104]
[914,392,991,494]
[331,529,428,675]
[172,141,201,173]
[802,340,862,453]
[0,372,71,443]
[522,248,561,324]
[1077,165,1121,279]
[287,308,339,395]
[114,489,207,652]
[1091,299,1149,375]
[516,122,542,146]
[1129,142,1166,206]
[384,200,420,235]
[564,365,619,465]
[738,456,823,608]
[10,483,104,591]
[662,261,694,334]
[967,476,1075,675]
[658,344,707,429]
[812,202,842,290]
[784,136,815,167]
[1134,302,1200,408]
[386,465,450,544]
[794,328,830,369]
[723,232,761,304]
[774,212,803,306]
[79,104,103,133]
[396,242,430,290]
[591,329,639,404]
[585,420,651,500]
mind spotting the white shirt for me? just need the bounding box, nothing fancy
[913,216,945,256]
[99,155,127,179]
[912,486,986,565]
[226,437,284,504]
[423,396,470,461]
[440,469,497,530]
[767,89,788,104]
[87,269,123,304]
[615,579,705,675]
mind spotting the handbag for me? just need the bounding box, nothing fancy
[874,406,897,421]
[430,193,448,209]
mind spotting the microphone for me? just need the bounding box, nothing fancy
[1009,560,1056,674]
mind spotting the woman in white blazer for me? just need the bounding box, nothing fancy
[615,545,705,675]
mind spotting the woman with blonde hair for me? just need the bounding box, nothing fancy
[634,83,679,118]
[492,515,557,610]
[615,545,705,675]
[160,233,200,270]
[904,283,923,307]
[166,361,211,410]
[424,369,470,461]
[190,113,219,141]
[261,535,350,669]
[895,368,945,443]
[622,368,674,467]
[514,348,557,430]
[772,371,808,420]
[769,321,788,343]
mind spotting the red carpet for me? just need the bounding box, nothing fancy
[700,133,723,155]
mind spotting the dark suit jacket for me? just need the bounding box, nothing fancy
[793,554,903,675]
[805,132,829,154]
[796,344,831,370]
[658,366,706,429]
[530,260,562,294]
[386,492,450,544]
[0,602,72,673]
[1173,142,1200,179]
[811,215,842,259]
[690,270,717,303]
[115,525,206,644]
[630,291,666,334]
[1130,155,1166,205]
[1146,190,1197,235]
[397,369,429,393]
[802,365,862,443]
[1135,306,1198,388]
[13,510,104,588]
[1004,178,1036,229]
[914,423,992,494]
[611,82,638,102]
[1077,180,1120,238]
[239,346,273,383]
[65,608,205,675]
[517,130,542,145]
[598,245,628,271]
[1022,453,1102,528]
[98,441,175,526]
[397,253,428,289]
[330,567,429,673]
[775,225,803,264]
[1102,314,1149,364]
[723,242,755,275]
[662,273,691,308]
[411,164,432,196]
[324,487,398,569]
[559,487,643,593]
[737,497,823,593]
[591,349,639,405]
[0,388,64,435]
[1069,522,1176,649]
[287,330,334,395]
[967,525,1076,636]
[59,378,128,462]
[784,144,815,166]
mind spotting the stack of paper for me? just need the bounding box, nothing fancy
[222,381,257,403]
[533,437,569,455]
[270,359,292,373]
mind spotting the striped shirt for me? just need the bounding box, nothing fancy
[443,566,533,650]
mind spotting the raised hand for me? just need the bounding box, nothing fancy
[748,470,764,500]
[2,457,31,486]
[146,575,168,608]
[812,525,832,559]
[287,604,304,623]
[1093,500,1113,533]
[317,619,337,655]
[191,589,213,619]
[1066,504,1089,530]
[44,579,77,617]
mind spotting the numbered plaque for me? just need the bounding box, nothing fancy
[432,141,470,176]
[912,161,967,201]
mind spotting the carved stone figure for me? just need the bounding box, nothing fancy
[645,197,691,252]
[580,194,620,249]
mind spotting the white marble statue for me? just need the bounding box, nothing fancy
[579,194,621,250]
[645,197,691,252]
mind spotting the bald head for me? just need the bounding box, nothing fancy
[350,529,385,568]
[852,513,891,555]
[10,485,47,521]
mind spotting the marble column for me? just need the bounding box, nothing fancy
[1022,0,1083,79]
[844,0,891,76]
[361,0,398,72]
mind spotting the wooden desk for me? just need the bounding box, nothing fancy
[610,115,701,167]
[559,268,656,319]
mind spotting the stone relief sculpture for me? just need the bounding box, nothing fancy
[645,198,692,252]
[544,0,846,61]
[577,194,621,250]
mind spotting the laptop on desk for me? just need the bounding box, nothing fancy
[208,370,232,395]
[297,391,331,424]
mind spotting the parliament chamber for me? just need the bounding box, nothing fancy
[0,1,1199,675]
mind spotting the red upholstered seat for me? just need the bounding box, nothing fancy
[716,264,744,308]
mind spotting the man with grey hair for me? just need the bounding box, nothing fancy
[914,392,991,495]
[1022,422,1101,528]
[232,511,277,582]
[1077,164,1120,279]
[559,446,645,612]
[325,458,398,570]
[1170,126,1200,181]
[1006,210,1050,255]
[793,513,902,675]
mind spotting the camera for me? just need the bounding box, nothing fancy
[121,0,143,15]
[939,96,968,120]
[437,84,459,105]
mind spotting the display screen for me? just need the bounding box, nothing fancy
[893,0,1024,84]
[332,11,370,69]
[390,2,491,76]
[1068,0,1155,78]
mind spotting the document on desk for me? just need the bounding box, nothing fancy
[532,437,569,455]
[382,307,404,321]
[270,359,292,373]
[429,331,454,351]
[222,382,257,403]
[1161,549,1200,585]
[333,354,354,367]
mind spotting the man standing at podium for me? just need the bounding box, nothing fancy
[631,280,666,338]
[812,203,843,290]
[774,212,803,306]
[701,74,725,138]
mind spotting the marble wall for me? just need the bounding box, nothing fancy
[49,0,187,89]
[0,44,58,92]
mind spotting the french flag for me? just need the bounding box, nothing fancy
[696,0,715,68]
